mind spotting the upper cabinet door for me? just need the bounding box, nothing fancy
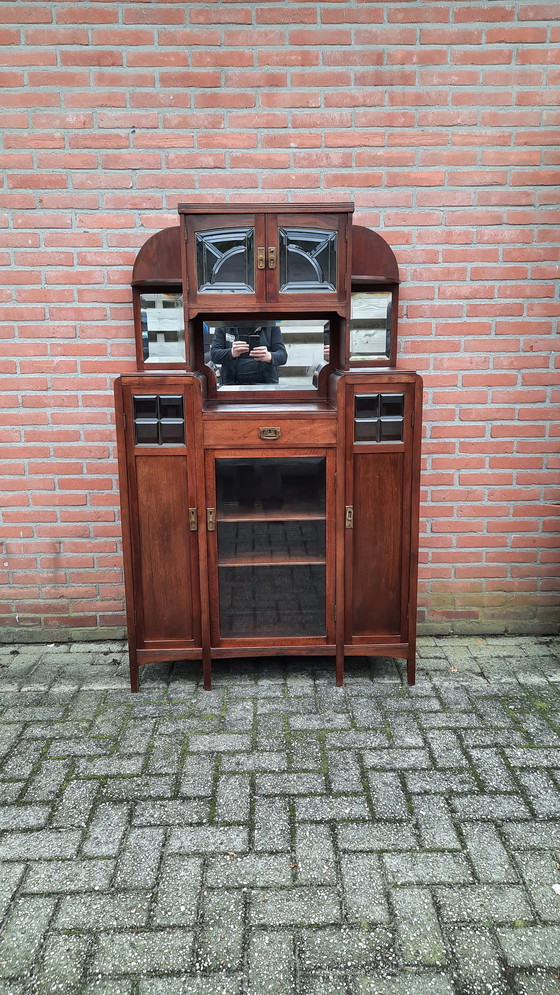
[183,210,348,309]
[269,213,347,305]
[185,213,266,306]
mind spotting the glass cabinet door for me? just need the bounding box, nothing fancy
[196,226,255,294]
[278,227,337,293]
[212,456,327,640]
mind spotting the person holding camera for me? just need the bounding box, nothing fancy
[210,325,287,386]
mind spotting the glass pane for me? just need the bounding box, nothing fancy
[159,395,184,419]
[219,564,326,638]
[354,419,379,443]
[196,228,255,293]
[140,293,185,364]
[379,417,404,442]
[207,319,329,392]
[133,395,158,419]
[134,420,159,445]
[350,292,392,361]
[159,419,185,445]
[355,394,379,419]
[216,458,325,517]
[279,227,337,292]
[380,394,404,417]
[218,520,325,562]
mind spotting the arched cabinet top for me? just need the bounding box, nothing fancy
[130,223,398,286]
[351,225,400,284]
[131,225,181,286]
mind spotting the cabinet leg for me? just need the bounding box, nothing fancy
[129,650,139,693]
[202,648,212,691]
[335,646,344,687]
[407,646,416,686]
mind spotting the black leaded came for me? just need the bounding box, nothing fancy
[133,395,185,446]
[354,393,404,443]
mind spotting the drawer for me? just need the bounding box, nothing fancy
[203,416,337,448]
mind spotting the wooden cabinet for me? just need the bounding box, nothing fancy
[116,202,422,691]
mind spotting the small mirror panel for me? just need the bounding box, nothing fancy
[350,291,392,362]
[206,319,330,391]
[140,293,185,364]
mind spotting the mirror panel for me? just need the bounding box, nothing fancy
[140,293,185,364]
[350,291,392,362]
[206,319,330,391]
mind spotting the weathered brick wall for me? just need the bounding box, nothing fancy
[1,1,558,640]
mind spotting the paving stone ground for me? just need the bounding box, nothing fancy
[0,635,559,995]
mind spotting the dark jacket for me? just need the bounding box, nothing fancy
[210,325,287,385]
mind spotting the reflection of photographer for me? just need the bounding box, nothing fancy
[210,325,287,386]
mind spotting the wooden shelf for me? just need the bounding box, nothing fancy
[218,554,326,567]
[218,507,326,523]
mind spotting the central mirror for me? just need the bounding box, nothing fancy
[205,319,330,391]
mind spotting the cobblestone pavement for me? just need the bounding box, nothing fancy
[0,635,559,995]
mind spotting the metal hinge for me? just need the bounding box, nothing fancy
[334,472,337,491]
[334,605,337,623]
[189,508,198,532]
[411,409,415,427]
[123,412,126,431]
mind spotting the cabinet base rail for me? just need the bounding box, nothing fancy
[130,641,415,693]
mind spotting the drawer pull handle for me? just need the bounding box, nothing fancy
[259,426,281,440]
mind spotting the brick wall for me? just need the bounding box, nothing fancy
[1,1,559,640]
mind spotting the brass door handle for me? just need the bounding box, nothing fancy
[207,508,215,531]
[257,246,266,270]
[268,246,276,269]
[259,427,281,440]
[345,506,354,529]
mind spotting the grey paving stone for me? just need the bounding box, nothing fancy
[169,825,248,854]
[355,971,455,994]
[2,740,45,778]
[436,884,533,922]
[505,747,560,768]
[179,754,216,796]
[250,886,340,926]
[253,796,290,852]
[187,733,251,752]
[296,794,369,821]
[513,974,560,995]
[133,799,208,825]
[139,979,240,995]
[289,730,323,769]
[515,769,560,817]
[102,774,176,801]
[52,778,99,827]
[449,925,504,985]
[392,887,446,965]
[368,771,410,819]
[337,821,418,852]
[93,929,195,975]
[497,926,560,967]
[0,863,25,918]
[362,748,431,770]
[22,858,115,894]
[295,822,337,885]
[256,772,326,795]
[196,888,245,971]
[221,750,287,773]
[462,822,518,883]
[215,773,251,823]
[81,802,129,857]
[152,855,202,926]
[55,891,151,930]
[207,853,292,888]
[340,854,390,923]
[325,730,390,749]
[247,929,295,995]
[0,804,50,831]
[300,925,395,970]
[0,829,81,860]
[451,794,531,821]
[114,826,165,889]
[383,852,472,885]
[75,755,144,776]
[0,895,56,978]
[412,795,462,850]
[468,746,517,791]
[326,748,364,792]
